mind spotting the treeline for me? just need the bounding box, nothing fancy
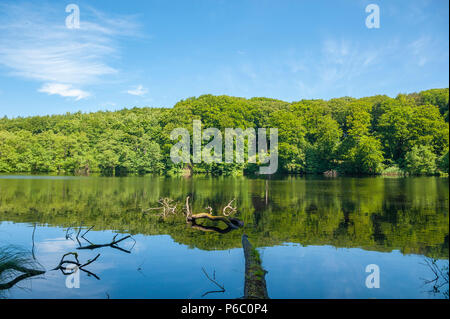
[0,88,448,176]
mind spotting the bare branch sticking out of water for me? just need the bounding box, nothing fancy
[420,258,449,298]
[143,197,244,234]
[77,234,135,254]
[201,267,225,297]
[222,199,237,216]
[185,197,243,230]
[143,198,178,218]
[52,252,101,280]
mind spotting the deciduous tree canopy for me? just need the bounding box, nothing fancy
[0,89,448,175]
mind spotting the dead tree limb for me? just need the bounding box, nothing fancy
[81,226,94,238]
[52,252,101,280]
[143,198,178,218]
[201,267,225,297]
[185,197,244,230]
[31,223,37,260]
[222,199,237,216]
[65,226,73,240]
[420,258,449,298]
[77,235,134,254]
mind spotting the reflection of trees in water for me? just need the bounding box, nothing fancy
[421,258,449,299]
[0,245,45,297]
[0,177,448,256]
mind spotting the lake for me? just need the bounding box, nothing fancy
[0,175,448,299]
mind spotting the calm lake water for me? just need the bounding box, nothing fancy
[0,175,448,299]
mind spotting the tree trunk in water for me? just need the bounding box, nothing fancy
[242,234,269,299]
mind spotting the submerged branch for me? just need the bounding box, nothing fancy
[201,267,225,297]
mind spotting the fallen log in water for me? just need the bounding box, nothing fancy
[185,196,244,230]
[242,234,269,299]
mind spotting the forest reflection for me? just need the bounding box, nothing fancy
[0,175,448,258]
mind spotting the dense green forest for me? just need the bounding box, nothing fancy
[0,88,448,176]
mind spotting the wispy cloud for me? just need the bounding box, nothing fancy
[290,38,385,98]
[0,3,139,100]
[127,84,148,96]
[409,36,431,67]
[320,39,379,81]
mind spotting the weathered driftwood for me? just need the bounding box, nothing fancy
[185,197,244,231]
[242,234,269,299]
[143,198,177,218]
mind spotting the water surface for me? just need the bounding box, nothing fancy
[0,175,448,299]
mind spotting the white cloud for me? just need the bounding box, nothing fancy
[127,85,148,96]
[0,3,139,100]
[38,83,90,100]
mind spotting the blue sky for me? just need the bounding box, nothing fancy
[0,0,448,118]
